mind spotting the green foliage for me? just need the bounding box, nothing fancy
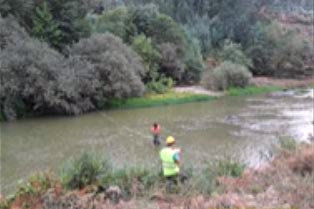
[32,1,61,49]
[60,152,111,190]
[0,0,35,23]
[147,14,185,46]
[0,15,29,49]
[205,61,252,91]
[278,136,297,151]
[32,0,92,50]
[146,76,174,94]
[71,33,145,100]
[182,31,204,83]
[158,43,185,81]
[0,17,101,120]
[216,160,245,177]
[246,21,310,77]
[92,6,133,42]
[193,165,219,195]
[131,34,160,81]
[105,92,214,109]
[217,40,252,67]
[92,5,202,84]
[227,86,282,96]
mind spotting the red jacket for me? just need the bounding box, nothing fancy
[150,125,160,135]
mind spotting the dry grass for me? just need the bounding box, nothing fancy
[2,145,313,209]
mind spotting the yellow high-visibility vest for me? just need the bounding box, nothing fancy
[160,147,180,177]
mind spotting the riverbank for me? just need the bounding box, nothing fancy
[1,139,313,209]
[107,77,313,110]
[1,77,312,122]
[104,91,216,109]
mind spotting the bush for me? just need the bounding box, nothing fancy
[246,21,310,78]
[278,136,297,151]
[146,76,174,94]
[71,33,145,100]
[158,43,185,81]
[216,160,245,177]
[217,40,252,67]
[0,37,65,120]
[0,15,29,49]
[0,26,100,120]
[206,61,252,90]
[60,152,111,190]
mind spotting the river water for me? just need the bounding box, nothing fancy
[1,89,313,194]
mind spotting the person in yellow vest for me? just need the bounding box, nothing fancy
[159,136,182,192]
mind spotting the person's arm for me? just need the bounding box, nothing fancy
[173,152,180,165]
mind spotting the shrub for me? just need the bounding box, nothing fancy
[246,21,310,78]
[0,17,100,120]
[217,40,252,67]
[60,152,111,190]
[71,33,145,100]
[146,76,174,94]
[0,0,35,24]
[209,61,252,90]
[216,160,245,177]
[0,37,65,120]
[0,16,29,49]
[278,136,297,151]
[158,43,185,81]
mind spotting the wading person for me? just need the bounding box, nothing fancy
[159,136,182,192]
[150,122,161,145]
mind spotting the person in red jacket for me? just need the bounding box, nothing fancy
[150,122,161,145]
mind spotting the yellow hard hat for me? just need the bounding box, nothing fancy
[166,136,175,144]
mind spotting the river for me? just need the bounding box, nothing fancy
[1,89,313,195]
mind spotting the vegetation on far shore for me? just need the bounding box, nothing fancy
[104,92,216,110]
[227,86,283,96]
[1,0,313,121]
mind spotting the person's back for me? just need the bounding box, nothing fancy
[160,136,181,192]
[160,147,179,177]
[150,123,160,145]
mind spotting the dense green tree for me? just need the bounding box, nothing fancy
[131,34,160,82]
[246,21,310,77]
[71,33,145,99]
[32,1,61,49]
[217,40,252,67]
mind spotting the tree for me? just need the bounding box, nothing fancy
[71,33,145,99]
[131,34,160,82]
[32,1,61,49]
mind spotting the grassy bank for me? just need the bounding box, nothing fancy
[104,91,216,109]
[227,86,283,96]
[1,140,313,209]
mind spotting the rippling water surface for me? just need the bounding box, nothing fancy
[1,89,313,194]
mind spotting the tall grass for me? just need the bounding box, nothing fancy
[59,152,111,190]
